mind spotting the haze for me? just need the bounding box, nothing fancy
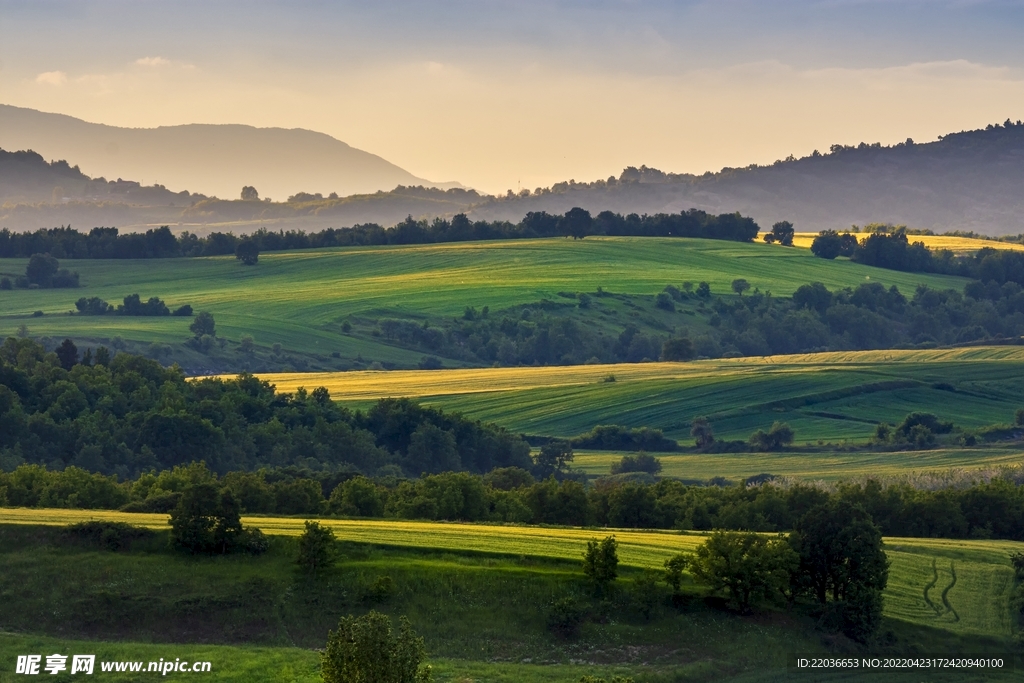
[3,0,1024,195]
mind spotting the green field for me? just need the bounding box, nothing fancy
[0,237,967,367]
[2,510,1021,642]
[260,347,1024,445]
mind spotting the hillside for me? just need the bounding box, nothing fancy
[469,121,1024,236]
[0,104,455,202]
[0,237,968,374]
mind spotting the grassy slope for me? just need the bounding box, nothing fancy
[2,511,1021,643]
[0,237,966,363]
[262,347,1024,444]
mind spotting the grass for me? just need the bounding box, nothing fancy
[0,237,967,365]
[1,513,1021,642]
[260,347,1024,443]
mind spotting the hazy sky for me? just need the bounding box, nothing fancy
[3,0,1024,193]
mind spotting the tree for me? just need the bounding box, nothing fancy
[791,500,889,640]
[691,416,715,449]
[663,553,689,599]
[236,240,259,265]
[190,311,216,337]
[661,337,695,362]
[533,439,574,479]
[55,338,78,370]
[320,610,432,683]
[240,185,259,201]
[26,253,59,287]
[560,207,592,240]
[731,278,751,296]
[689,531,798,613]
[763,221,795,246]
[583,536,619,594]
[169,483,244,554]
[297,520,336,574]
[749,422,794,451]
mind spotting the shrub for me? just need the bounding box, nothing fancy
[583,536,619,594]
[320,610,432,683]
[60,521,155,551]
[547,595,586,639]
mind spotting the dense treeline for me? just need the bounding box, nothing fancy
[0,338,529,478]
[0,208,760,260]
[382,277,1024,366]
[812,228,1024,289]
[4,460,1024,543]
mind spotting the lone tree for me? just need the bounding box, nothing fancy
[583,535,619,594]
[235,240,259,265]
[190,311,216,338]
[297,520,336,575]
[240,185,259,201]
[320,610,432,683]
[691,416,715,449]
[731,278,751,296]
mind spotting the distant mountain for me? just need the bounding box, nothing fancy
[467,121,1024,236]
[0,104,458,201]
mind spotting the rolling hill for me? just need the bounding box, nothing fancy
[0,104,457,202]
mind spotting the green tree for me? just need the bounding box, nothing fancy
[320,610,432,683]
[583,535,619,594]
[55,338,78,370]
[190,311,216,337]
[236,240,259,265]
[749,422,794,451]
[689,531,798,613]
[663,552,689,599]
[731,278,751,296]
[297,520,336,574]
[25,253,59,287]
[169,483,244,554]
[691,416,715,449]
[533,439,574,479]
[661,337,694,361]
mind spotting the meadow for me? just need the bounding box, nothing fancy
[261,347,1024,444]
[0,237,967,366]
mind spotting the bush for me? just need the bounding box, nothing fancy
[297,520,336,574]
[547,595,586,639]
[60,521,155,551]
[320,610,432,683]
[610,453,662,475]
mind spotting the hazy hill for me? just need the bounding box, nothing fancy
[468,120,1024,236]
[0,104,455,201]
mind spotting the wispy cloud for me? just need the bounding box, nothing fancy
[35,70,68,86]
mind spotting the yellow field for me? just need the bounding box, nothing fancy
[772,232,1024,253]
[246,346,1024,399]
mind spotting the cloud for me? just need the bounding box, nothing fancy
[135,56,170,67]
[35,70,68,86]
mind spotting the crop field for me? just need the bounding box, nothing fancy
[780,232,1024,253]
[0,237,966,360]
[1,509,1021,641]
[571,446,1024,482]
[262,347,1024,443]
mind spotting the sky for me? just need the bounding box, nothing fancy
[3,0,1024,194]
